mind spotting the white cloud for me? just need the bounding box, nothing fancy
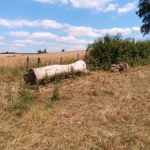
[69,0,112,10]
[11,31,92,45]
[11,34,91,52]
[7,25,140,52]
[47,43,86,51]
[0,19,10,27]
[32,32,57,39]
[132,27,140,32]
[7,24,141,50]
[39,20,64,28]
[66,26,99,37]
[9,31,30,37]
[57,36,92,44]
[66,26,140,38]
[10,40,50,52]
[104,3,118,12]
[34,0,118,12]
[34,0,139,14]
[2,16,141,52]
[118,2,136,14]
[0,18,65,29]
[35,0,69,4]
[1,18,140,39]
[14,40,48,46]
[34,0,55,4]
[98,28,132,36]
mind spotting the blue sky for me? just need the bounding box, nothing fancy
[0,0,148,53]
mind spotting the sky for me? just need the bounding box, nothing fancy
[0,0,149,53]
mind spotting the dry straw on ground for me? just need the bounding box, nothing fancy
[0,51,150,149]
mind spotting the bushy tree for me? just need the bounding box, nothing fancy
[61,49,65,52]
[136,0,150,35]
[44,49,47,53]
[37,50,42,54]
[87,34,150,70]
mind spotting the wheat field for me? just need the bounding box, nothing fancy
[0,51,150,149]
[0,50,86,67]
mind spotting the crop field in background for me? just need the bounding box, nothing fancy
[0,50,86,83]
[0,50,86,67]
[0,50,150,149]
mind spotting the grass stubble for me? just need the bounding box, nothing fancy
[0,51,150,149]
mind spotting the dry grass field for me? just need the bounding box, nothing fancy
[0,51,150,149]
[0,50,86,67]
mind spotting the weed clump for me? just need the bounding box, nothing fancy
[47,84,60,108]
[51,84,60,101]
[13,81,33,116]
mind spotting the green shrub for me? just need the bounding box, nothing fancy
[87,34,150,70]
[51,84,60,101]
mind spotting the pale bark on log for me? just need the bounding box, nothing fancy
[24,60,87,84]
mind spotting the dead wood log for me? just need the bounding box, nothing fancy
[111,62,129,72]
[24,60,87,84]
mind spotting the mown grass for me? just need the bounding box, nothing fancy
[0,61,150,149]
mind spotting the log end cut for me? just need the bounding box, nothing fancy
[24,69,37,85]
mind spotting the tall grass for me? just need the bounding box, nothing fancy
[87,34,150,70]
[0,57,77,114]
[12,81,34,116]
[0,57,76,82]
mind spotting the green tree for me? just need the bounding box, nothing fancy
[44,49,47,53]
[61,49,65,52]
[136,0,150,35]
[87,34,150,70]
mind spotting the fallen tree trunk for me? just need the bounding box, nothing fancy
[111,62,129,72]
[24,60,87,84]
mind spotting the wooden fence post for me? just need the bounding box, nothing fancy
[26,57,29,71]
[37,57,41,67]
